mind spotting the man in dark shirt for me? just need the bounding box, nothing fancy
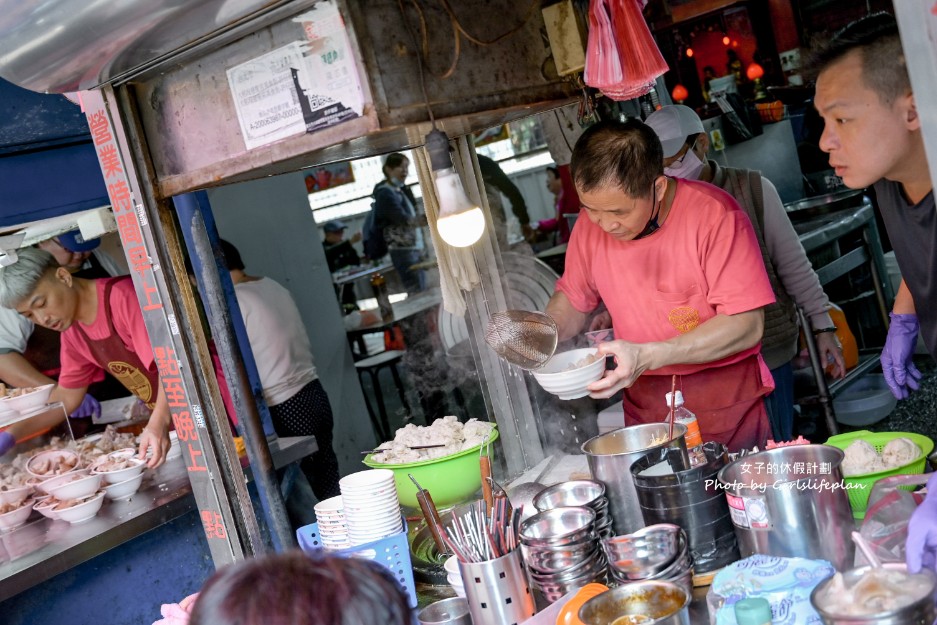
[322,220,361,273]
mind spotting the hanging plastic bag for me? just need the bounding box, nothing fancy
[602,0,668,101]
[858,473,930,566]
[585,0,623,90]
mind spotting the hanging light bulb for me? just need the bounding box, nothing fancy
[671,84,689,103]
[425,129,485,247]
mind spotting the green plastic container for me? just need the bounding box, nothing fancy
[362,428,499,510]
[825,430,934,519]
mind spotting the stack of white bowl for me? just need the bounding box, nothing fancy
[339,469,403,546]
[444,555,466,598]
[314,495,350,550]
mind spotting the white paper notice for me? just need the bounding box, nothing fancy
[227,0,364,151]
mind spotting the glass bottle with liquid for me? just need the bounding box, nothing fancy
[370,272,393,322]
[665,390,706,466]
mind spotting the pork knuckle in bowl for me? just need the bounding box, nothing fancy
[531,348,606,400]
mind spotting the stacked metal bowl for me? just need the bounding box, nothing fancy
[601,523,693,596]
[519,506,607,602]
[532,480,614,539]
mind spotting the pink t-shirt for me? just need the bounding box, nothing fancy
[556,178,775,376]
[59,278,155,390]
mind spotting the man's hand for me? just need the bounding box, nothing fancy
[350,231,362,244]
[881,313,922,399]
[138,423,171,469]
[587,340,650,398]
[589,310,612,332]
[69,394,101,419]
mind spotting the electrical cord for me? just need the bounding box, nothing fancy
[437,0,541,46]
[397,0,438,124]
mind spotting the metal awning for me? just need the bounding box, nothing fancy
[0,0,310,93]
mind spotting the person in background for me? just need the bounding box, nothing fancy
[219,240,340,500]
[188,551,412,625]
[532,165,581,246]
[476,154,533,247]
[0,248,171,467]
[644,104,846,441]
[811,11,937,577]
[322,220,362,274]
[811,12,934,401]
[36,229,112,280]
[546,119,776,452]
[372,152,426,293]
[701,65,717,103]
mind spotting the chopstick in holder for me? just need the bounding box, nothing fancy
[361,444,447,455]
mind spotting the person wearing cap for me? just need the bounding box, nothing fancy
[637,104,846,441]
[545,118,776,452]
[37,229,111,279]
[0,248,171,468]
[322,219,362,274]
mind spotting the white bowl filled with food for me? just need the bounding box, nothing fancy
[90,451,146,484]
[26,449,81,479]
[0,498,36,531]
[53,491,106,524]
[531,348,606,400]
[0,383,55,414]
[33,497,60,520]
[44,471,103,501]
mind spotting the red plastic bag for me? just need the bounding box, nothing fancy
[585,0,623,90]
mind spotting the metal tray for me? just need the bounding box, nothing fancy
[784,189,867,221]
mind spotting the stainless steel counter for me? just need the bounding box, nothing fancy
[0,435,316,602]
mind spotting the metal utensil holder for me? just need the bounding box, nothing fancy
[458,549,536,625]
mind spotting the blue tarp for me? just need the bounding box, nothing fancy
[0,79,108,227]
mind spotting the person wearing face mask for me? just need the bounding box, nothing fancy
[641,104,846,442]
[545,119,776,452]
[372,152,427,293]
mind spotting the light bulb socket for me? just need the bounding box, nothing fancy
[425,128,453,172]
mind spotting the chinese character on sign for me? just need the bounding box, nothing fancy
[153,346,180,377]
[98,144,123,178]
[162,377,186,408]
[187,442,207,472]
[107,181,133,214]
[172,410,197,442]
[87,111,113,146]
[116,213,143,245]
[201,510,228,539]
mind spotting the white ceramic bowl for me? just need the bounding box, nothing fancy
[33,498,60,520]
[531,348,607,400]
[45,472,103,501]
[103,472,144,501]
[166,431,182,461]
[54,491,105,524]
[26,449,81,478]
[0,484,33,506]
[91,458,146,484]
[0,500,34,531]
[0,383,55,414]
[339,469,395,492]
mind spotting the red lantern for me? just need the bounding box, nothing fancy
[746,62,765,81]
[671,84,689,103]
[686,47,694,58]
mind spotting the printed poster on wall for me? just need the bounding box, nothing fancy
[227,0,364,150]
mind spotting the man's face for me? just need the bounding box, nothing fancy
[325,230,345,244]
[815,50,917,189]
[37,238,91,271]
[578,178,661,241]
[15,269,79,332]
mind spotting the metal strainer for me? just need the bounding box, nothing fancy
[484,310,558,370]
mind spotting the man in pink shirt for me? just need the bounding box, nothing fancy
[546,119,776,451]
[0,248,171,467]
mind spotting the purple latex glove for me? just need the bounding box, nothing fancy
[0,431,15,456]
[907,473,937,573]
[69,394,101,419]
[881,313,923,400]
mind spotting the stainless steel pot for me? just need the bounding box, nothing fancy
[582,424,689,535]
[810,563,937,625]
[718,445,855,570]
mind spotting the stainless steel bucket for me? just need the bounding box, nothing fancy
[717,445,855,570]
[630,442,739,573]
[578,580,691,625]
[810,563,937,625]
[582,424,688,535]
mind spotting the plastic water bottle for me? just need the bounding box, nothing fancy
[665,391,706,466]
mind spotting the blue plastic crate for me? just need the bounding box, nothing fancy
[297,518,416,608]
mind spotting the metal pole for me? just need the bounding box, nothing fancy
[174,191,294,551]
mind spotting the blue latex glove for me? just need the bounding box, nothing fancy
[0,431,14,456]
[907,473,937,573]
[881,313,923,399]
[69,394,101,419]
